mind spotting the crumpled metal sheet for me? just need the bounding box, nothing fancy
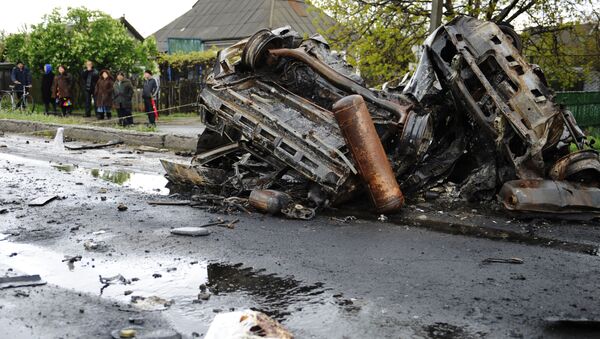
[160,159,226,187]
[499,180,600,219]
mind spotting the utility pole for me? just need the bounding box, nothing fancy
[429,0,443,33]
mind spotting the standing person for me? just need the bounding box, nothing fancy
[52,65,73,116]
[81,61,99,117]
[113,72,134,126]
[41,64,56,114]
[10,61,32,108]
[142,70,158,126]
[94,69,114,120]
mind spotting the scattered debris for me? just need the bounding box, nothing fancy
[170,227,210,237]
[14,290,30,298]
[147,200,191,206]
[99,274,130,285]
[482,257,524,265]
[117,328,138,338]
[198,291,211,301]
[111,327,181,339]
[175,151,193,157]
[0,275,47,289]
[65,140,123,150]
[134,145,168,153]
[204,309,293,339]
[131,295,174,311]
[281,203,316,220]
[83,240,109,252]
[128,317,145,325]
[28,195,58,206]
[62,255,82,263]
[331,216,357,223]
[117,203,128,211]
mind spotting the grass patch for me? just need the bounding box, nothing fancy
[0,109,160,133]
[0,110,87,125]
[569,135,600,152]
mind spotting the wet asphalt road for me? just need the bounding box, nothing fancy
[1,133,600,339]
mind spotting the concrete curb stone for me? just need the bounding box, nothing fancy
[0,119,198,152]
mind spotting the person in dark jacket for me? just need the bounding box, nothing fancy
[11,61,32,107]
[142,70,158,126]
[94,69,114,120]
[113,72,135,126]
[81,61,99,117]
[52,65,74,116]
[41,64,56,114]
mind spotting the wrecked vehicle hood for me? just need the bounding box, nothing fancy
[162,17,600,219]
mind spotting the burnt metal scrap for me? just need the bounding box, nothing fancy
[162,16,600,219]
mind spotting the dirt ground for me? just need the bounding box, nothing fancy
[1,133,600,339]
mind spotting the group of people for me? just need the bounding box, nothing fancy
[11,61,159,126]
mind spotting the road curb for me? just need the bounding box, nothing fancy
[0,119,198,152]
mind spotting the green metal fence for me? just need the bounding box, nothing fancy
[167,38,205,54]
[555,91,600,127]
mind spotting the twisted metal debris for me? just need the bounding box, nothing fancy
[162,16,600,219]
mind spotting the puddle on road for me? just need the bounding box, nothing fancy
[88,168,169,195]
[206,263,326,320]
[0,241,338,337]
[0,152,169,195]
[52,164,76,173]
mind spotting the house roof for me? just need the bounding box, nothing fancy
[120,16,145,42]
[152,0,335,52]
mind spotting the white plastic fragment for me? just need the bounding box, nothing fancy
[204,309,293,339]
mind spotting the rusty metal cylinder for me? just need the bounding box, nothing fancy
[249,189,292,214]
[332,95,404,213]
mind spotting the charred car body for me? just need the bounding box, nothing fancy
[163,16,600,219]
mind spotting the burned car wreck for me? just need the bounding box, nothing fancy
[162,16,600,219]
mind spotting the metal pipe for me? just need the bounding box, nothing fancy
[269,48,408,123]
[332,95,404,213]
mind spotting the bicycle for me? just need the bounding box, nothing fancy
[0,85,35,113]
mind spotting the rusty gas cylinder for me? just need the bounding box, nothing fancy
[332,95,404,213]
[249,190,292,214]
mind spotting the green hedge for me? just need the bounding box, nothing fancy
[157,49,217,80]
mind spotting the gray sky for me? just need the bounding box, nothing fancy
[0,0,197,37]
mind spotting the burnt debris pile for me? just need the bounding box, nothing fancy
[162,16,600,219]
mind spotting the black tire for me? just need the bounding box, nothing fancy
[498,24,523,53]
[0,93,13,112]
